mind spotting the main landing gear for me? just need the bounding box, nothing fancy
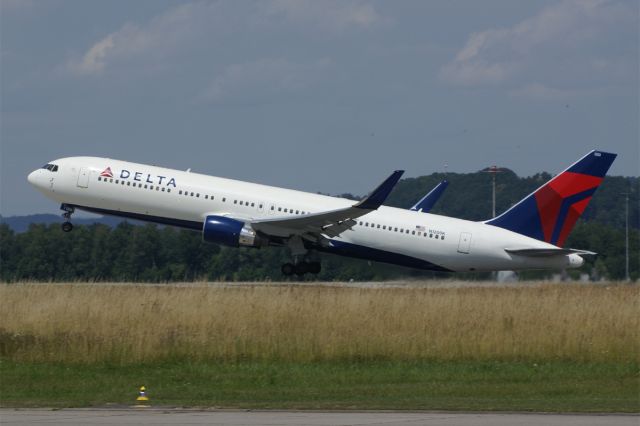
[60,204,74,232]
[281,236,321,277]
[281,261,321,277]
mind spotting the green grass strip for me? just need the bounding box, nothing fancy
[1,360,638,412]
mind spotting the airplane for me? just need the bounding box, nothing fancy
[410,180,449,213]
[27,150,615,276]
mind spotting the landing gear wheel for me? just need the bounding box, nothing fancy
[61,222,73,232]
[281,263,295,276]
[294,263,308,277]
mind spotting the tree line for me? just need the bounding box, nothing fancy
[1,172,637,282]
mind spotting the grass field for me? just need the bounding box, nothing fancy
[0,282,638,410]
[0,282,637,364]
[1,360,638,411]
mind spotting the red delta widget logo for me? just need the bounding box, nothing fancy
[100,166,177,187]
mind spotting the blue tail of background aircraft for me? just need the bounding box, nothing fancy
[411,180,449,213]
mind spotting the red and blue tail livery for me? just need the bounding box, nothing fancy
[486,150,616,247]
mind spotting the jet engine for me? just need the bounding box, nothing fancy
[202,215,266,248]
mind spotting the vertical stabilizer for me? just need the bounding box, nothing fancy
[486,150,616,247]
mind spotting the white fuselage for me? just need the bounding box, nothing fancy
[27,157,584,272]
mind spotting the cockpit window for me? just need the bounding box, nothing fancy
[41,163,59,172]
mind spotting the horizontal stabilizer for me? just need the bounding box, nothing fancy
[505,248,596,257]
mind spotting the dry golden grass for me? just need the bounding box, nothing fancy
[0,282,637,364]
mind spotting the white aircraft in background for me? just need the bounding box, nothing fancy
[28,150,615,276]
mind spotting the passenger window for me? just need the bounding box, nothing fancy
[150,186,154,190]
[234,200,237,204]
[110,178,113,183]
[278,207,282,211]
[167,189,171,193]
[179,190,183,195]
[271,206,275,210]
[115,180,119,184]
[196,193,200,198]
[394,227,398,232]
[205,195,208,199]
[252,203,255,207]
[412,231,415,235]
[222,198,226,202]
[144,185,148,189]
[127,182,131,186]
[377,224,381,229]
[162,188,165,192]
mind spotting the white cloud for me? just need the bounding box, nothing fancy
[66,1,381,76]
[66,2,206,76]
[201,58,333,103]
[68,34,115,75]
[440,0,634,88]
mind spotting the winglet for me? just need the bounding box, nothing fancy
[354,170,404,210]
[411,180,449,213]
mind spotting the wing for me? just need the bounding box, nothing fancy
[249,170,404,239]
[410,180,449,213]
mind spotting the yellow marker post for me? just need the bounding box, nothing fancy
[135,386,149,406]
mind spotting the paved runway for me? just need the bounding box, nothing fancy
[1,409,637,426]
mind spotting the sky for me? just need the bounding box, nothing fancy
[1,0,638,216]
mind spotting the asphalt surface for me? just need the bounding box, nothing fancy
[1,409,637,426]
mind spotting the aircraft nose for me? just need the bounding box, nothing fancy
[27,169,43,188]
[27,170,37,185]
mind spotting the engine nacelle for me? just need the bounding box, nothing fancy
[202,215,265,248]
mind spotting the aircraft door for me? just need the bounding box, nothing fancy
[77,168,90,188]
[457,232,472,254]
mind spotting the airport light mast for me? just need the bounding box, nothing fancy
[623,189,630,281]
[484,165,504,218]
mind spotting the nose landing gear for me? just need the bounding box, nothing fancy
[60,204,74,232]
